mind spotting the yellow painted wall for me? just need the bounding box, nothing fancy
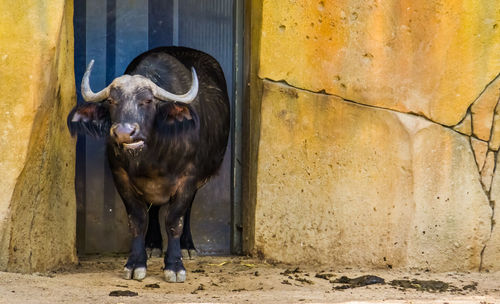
[244,0,500,271]
[259,0,499,126]
[0,1,77,272]
[0,0,497,273]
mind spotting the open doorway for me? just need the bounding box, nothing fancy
[73,0,243,256]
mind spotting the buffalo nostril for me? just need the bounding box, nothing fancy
[130,123,140,137]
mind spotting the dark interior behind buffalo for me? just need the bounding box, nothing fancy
[67,47,230,283]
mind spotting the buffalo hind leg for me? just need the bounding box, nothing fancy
[180,202,197,259]
[158,204,194,257]
[145,205,163,257]
[160,188,197,283]
[123,202,148,281]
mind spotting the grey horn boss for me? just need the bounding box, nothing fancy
[81,59,199,103]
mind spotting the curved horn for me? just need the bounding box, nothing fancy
[152,67,199,103]
[81,60,110,102]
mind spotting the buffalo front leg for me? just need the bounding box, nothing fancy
[123,202,149,281]
[109,162,149,280]
[160,189,197,283]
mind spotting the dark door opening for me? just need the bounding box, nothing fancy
[73,0,243,255]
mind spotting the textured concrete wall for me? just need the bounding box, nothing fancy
[259,0,499,126]
[0,1,77,272]
[244,0,500,271]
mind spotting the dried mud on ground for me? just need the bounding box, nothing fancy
[0,255,499,303]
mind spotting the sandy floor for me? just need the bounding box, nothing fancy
[0,255,498,304]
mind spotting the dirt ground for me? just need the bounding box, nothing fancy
[0,255,499,304]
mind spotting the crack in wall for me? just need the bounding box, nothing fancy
[264,77,499,143]
[480,199,496,271]
[479,144,497,271]
[455,72,500,128]
[471,138,497,272]
[487,95,500,150]
[265,77,444,125]
[262,75,499,271]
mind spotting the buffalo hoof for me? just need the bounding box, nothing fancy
[123,267,147,281]
[123,267,133,280]
[176,269,186,282]
[181,249,198,260]
[164,269,186,283]
[133,267,147,280]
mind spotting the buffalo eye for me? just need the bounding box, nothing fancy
[140,98,153,106]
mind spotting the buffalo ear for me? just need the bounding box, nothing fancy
[155,103,199,138]
[67,102,111,138]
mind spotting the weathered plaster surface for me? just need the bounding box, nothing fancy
[403,119,491,270]
[244,0,500,271]
[0,1,77,272]
[253,81,492,271]
[259,0,500,126]
[484,156,500,271]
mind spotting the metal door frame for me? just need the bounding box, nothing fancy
[231,0,244,254]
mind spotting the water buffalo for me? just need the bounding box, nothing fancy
[67,47,230,282]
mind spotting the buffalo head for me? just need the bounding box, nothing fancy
[68,60,199,153]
